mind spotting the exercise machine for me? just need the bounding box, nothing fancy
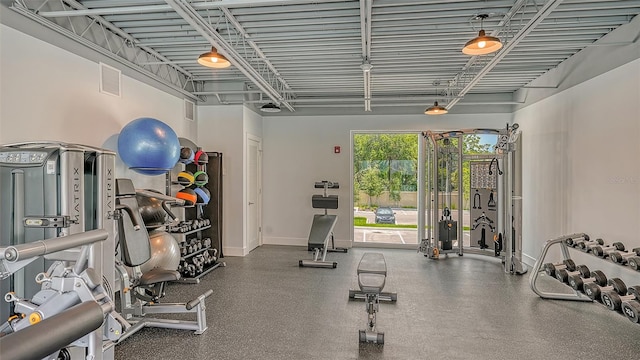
[418,125,528,275]
[299,181,346,268]
[0,141,118,359]
[112,178,212,339]
[0,229,126,360]
[351,253,396,345]
[0,142,117,317]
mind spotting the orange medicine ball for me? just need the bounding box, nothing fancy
[176,188,197,205]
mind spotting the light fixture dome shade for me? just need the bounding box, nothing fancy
[197,47,231,68]
[260,103,281,113]
[462,30,503,55]
[425,101,448,115]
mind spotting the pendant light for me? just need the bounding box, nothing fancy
[197,47,231,68]
[425,81,448,115]
[462,14,502,56]
[425,101,448,115]
[260,103,281,113]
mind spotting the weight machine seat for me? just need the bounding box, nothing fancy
[357,252,387,276]
[308,214,337,249]
[138,268,181,286]
[357,253,387,293]
[358,273,386,294]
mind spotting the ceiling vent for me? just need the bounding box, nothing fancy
[99,63,121,97]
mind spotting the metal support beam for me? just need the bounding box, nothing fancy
[359,0,372,111]
[11,1,201,101]
[218,7,293,93]
[165,0,295,111]
[446,0,564,110]
[38,0,336,17]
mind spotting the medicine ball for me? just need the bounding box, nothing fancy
[176,188,197,206]
[194,187,211,205]
[194,171,208,187]
[177,171,194,187]
[179,147,195,164]
[194,150,208,165]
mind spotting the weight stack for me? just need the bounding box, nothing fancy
[438,220,457,251]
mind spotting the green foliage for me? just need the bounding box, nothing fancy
[361,166,384,206]
[354,217,368,226]
[353,133,419,207]
[388,172,402,205]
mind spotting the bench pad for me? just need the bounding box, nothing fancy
[358,273,386,293]
[357,252,387,275]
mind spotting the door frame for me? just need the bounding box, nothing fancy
[350,130,424,249]
[245,133,262,252]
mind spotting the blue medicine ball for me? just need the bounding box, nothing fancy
[117,118,180,175]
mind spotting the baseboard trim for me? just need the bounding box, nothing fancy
[262,236,306,247]
[522,252,537,267]
[224,246,248,257]
[263,237,352,249]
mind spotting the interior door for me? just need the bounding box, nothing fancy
[246,135,261,252]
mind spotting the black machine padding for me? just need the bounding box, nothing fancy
[307,214,337,249]
[116,179,152,267]
[312,194,338,209]
[0,301,104,360]
[139,268,181,285]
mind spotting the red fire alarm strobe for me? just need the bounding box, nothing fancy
[334,146,341,154]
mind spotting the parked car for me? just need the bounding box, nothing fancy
[375,207,396,224]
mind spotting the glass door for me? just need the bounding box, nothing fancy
[352,132,420,247]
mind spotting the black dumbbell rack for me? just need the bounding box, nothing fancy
[166,147,225,284]
[530,233,640,324]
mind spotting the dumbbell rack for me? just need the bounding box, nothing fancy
[530,233,593,302]
[166,145,225,284]
[168,214,223,284]
[530,233,640,324]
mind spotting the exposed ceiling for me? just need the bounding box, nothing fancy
[7,0,640,115]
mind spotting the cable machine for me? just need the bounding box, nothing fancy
[418,125,527,275]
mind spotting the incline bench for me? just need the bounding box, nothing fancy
[350,253,397,345]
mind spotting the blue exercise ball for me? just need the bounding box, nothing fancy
[117,117,180,175]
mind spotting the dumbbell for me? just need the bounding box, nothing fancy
[186,264,196,277]
[202,238,211,248]
[576,238,604,252]
[592,242,625,258]
[556,264,590,284]
[543,259,576,278]
[621,295,640,323]
[627,256,640,272]
[609,248,640,264]
[583,278,627,301]
[601,285,640,312]
[567,269,607,291]
[564,235,589,247]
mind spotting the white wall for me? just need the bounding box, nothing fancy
[261,114,511,248]
[0,24,195,190]
[514,58,640,283]
[197,105,244,256]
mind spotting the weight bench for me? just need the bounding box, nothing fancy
[298,214,338,268]
[349,253,398,302]
[351,253,397,345]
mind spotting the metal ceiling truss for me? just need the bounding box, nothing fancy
[12,0,202,101]
[445,0,564,109]
[164,0,296,111]
[360,0,372,112]
[7,0,639,114]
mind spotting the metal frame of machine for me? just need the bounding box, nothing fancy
[418,125,527,275]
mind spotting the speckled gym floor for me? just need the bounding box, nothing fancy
[114,246,640,360]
